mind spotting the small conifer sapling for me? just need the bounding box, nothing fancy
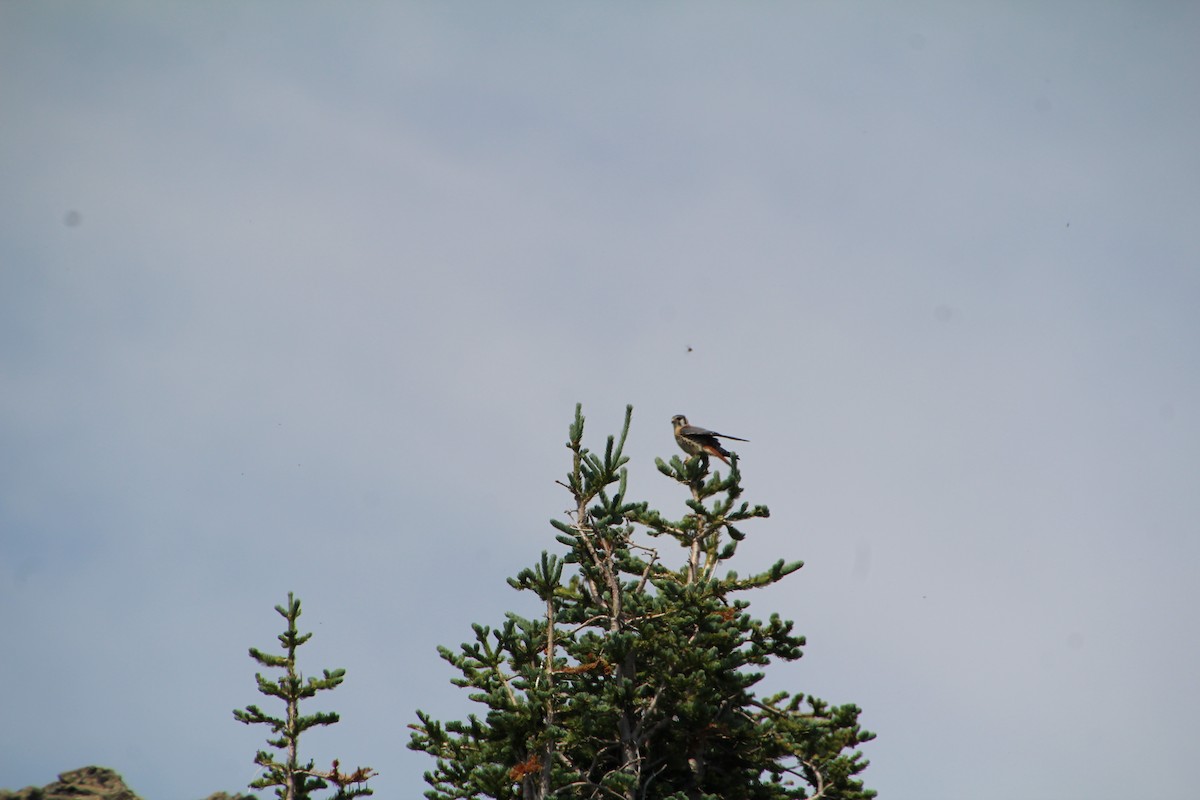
[234,592,376,800]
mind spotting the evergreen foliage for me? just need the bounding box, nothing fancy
[234,592,376,800]
[409,406,875,800]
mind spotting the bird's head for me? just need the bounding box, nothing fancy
[671,414,689,430]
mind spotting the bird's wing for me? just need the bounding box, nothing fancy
[679,424,720,438]
[680,424,748,442]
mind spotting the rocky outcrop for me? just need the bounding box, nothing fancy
[0,767,139,800]
[0,767,254,800]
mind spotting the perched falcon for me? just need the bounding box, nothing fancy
[671,414,748,466]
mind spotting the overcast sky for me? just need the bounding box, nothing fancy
[2,4,1198,799]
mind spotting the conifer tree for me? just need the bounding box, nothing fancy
[409,405,874,800]
[234,592,376,800]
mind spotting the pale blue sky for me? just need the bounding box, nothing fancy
[2,4,1198,799]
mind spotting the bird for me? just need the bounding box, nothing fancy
[671,415,748,465]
